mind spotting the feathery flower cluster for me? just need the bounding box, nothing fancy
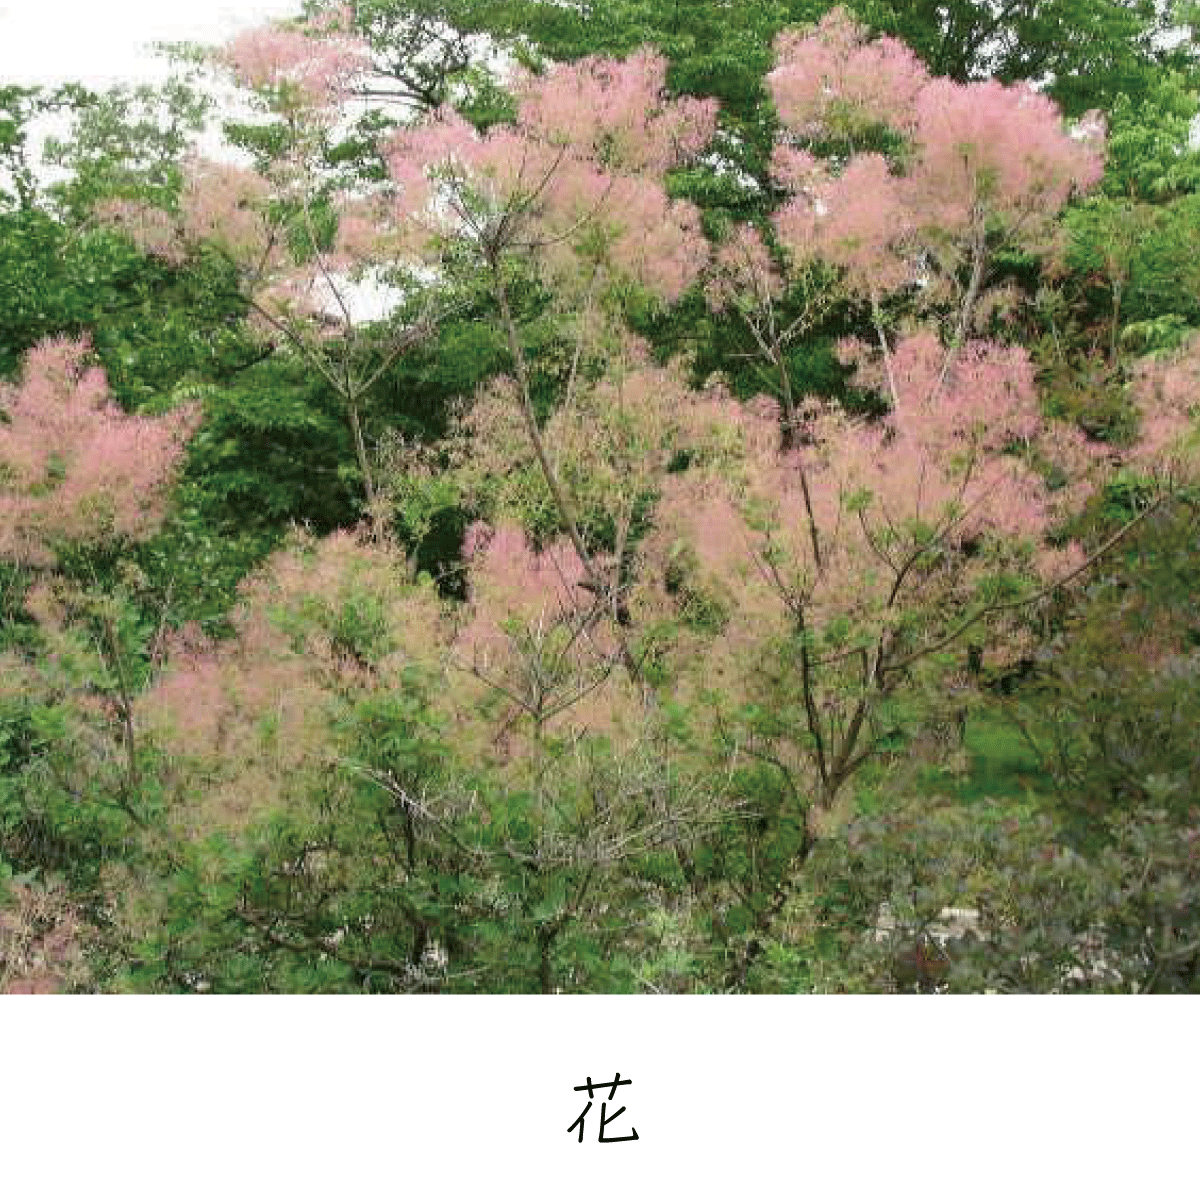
[93,199,187,266]
[767,9,1104,300]
[0,338,197,567]
[95,156,279,276]
[139,531,447,834]
[332,193,401,267]
[768,7,930,137]
[859,333,1041,453]
[633,320,1102,731]
[831,332,1101,551]
[455,345,741,540]
[515,49,718,174]
[1,878,86,995]
[452,520,631,765]
[910,79,1105,237]
[223,14,371,113]
[384,50,715,302]
[457,521,592,665]
[180,157,276,263]
[777,152,914,293]
[704,225,784,314]
[1129,333,1200,478]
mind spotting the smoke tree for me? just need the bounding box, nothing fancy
[685,10,1109,802]
[0,337,197,923]
[72,19,729,992]
[623,10,1196,981]
[97,7,441,525]
[128,522,727,992]
[106,32,735,979]
[0,337,197,568]
[383,48,716,675]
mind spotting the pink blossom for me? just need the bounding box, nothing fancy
[223,18,371,111]
[95,159,289,287]
[332,194,396,264]
[909,79,1104,238]
[516,49,717,174]
[770,145,826,193]
[0,338,198,567]
[705,225,783,313]
[771,192,823,270]
[384,105,485,220]
[389,118,708,299]
[304,4,356,37]
[455,521,593,664]
[385,53,713,301]
[1129,334,1200,477]
[806,154,915,294]
[598,179,707,303]
[461,519,494,561]
[833,336,871,370]
[174,156,278,270]
[139,531,450,831]
[0,878,85,995]
[763,23,1104,307]
[94,199,186,266]
[768,8,929,138]
[877,333,1040,453]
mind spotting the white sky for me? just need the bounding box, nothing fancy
[0,0,305,87]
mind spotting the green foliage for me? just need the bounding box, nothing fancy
[778,795,1200,992]
[0,82,251,404]
[120,674,697,993]
[997,501,1200,841]
[377,301,509,437]
[41,77,211,222]
[1,85,56,210]
[0,205,251,394]
[134,496,282,635]
[1102,72,1200,200]
[1039,348,1138,442]
[0,585,162,904]
[179,368,360,530]
[1065,196,1200,347]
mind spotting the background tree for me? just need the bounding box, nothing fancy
[99,7,450,529]
[853,0,1198,116]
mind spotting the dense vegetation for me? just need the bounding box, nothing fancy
[3,0,1200,993]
